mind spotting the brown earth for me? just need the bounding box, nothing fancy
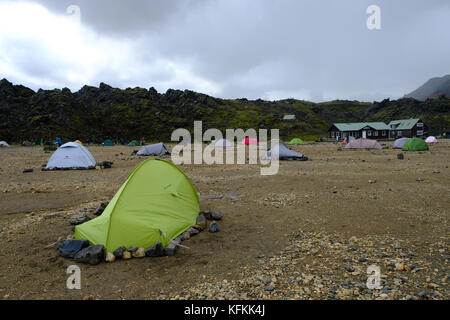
[0,141,448,300]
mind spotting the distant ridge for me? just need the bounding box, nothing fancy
[0,78,449,143]
[404,75,450,101]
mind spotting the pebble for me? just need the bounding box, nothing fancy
[122,251,132,260]
[132,248,145,258]
[105,253,115,263]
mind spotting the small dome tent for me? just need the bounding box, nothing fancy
[393,137,411,149]
[425,136,438,144]
[264,143,308,161]
[213,139,233,147]
[241,137,258,145]
[74,140,83,145]
[0,141,10,148]
[45,142,96,170]
[344,138,382,150]
[137,142,170,156]
[128,140,140,146]
[102,139,115,146]
[288,138,304,145]
[74,159,200,252]
[402,137,429,151]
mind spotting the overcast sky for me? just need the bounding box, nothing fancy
[0,0,449,102]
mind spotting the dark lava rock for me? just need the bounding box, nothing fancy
[127,246,138,253]
[74,245,106,265]
[58,239,90,259]
[397,153,404,160]
[209,221,220,233]
[113,246,126,259]
[23,168,33,173]
[145,242,164,257]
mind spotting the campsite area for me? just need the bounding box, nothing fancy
[0,141,449,300]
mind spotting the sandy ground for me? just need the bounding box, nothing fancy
[0,141,448,300]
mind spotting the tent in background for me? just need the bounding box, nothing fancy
[102,139,115,146]
[74,159,200,252]
[288,138,304,145]
[425,136,438,144]
[241,137,258,145]
[213,139,233,147]
[137,142,170,156]
[74,140,83,145]
[0,141,10,148]
[45,142,96,170]
[392,137,410,149]
[402,137,429,151]
[264,143,307,160]
[128,140,140,146]
[345,138,382,150]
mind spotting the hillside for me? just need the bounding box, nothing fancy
[0,79,449,143]
[404,75,450,101]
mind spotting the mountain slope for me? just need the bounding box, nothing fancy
[405,75,450,101]
[0,79,449,143]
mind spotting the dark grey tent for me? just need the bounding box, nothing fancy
[136,142,170,156]
[264,143,308,161]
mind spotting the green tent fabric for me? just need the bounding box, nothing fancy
[128,140,139,146]
[102,139,115,146]
[288,138,304,145]
[402,137,429,151]
[74,159,200,252]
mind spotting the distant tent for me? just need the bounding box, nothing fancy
[402,137,429,151]
[288,138,304,145]
[213,139,233,147]
[264,143,307,161]
[241,137,258,145]
[128,140,140,146]
[22,141,32,147]
[74,159,200,252]
[45,142,96,170]
[137,142,170,156]
[392,137,411,149]
[345,138,382,150]
[425,136,438,144]
[0,141,10,148]
[74,140,83,145]
[102,139,115,146]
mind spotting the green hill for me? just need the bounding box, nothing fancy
[0,79,449,143]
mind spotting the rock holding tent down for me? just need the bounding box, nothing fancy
[74,245,106,265]
[58,239,90,259]
[209,221,220,233]
[145,242,164,257]
[69,212,90,225]
[113,246,126,259]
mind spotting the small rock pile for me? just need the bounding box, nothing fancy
[57,210,224,265]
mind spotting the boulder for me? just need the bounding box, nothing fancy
[196,214,207,229]
[164,243,177,256]
[145,242,164,257]
[69,213,90,225]
[122,251,132,260]
[58,239,90,259]
[105,253,115,263]
[93,201,109,216]
[127,246,138,253]
[113,246,126,259]
[186,227,200,237]
[74,245,106,265]
[209,221,220,233]
[132,248,146,258]
[210,211,224,220]
[181,231,190,241]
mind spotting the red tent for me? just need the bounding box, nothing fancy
[241,138,258,145]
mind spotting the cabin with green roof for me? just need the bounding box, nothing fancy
[328,122,390,140]
[388,119,426,138]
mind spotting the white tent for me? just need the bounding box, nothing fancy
[137,142,170,156]
[0,141,10,148]
[213,139,233,147]
[45,142,96,169]
[263,143,307,160]
[425,136,438,144]
[392,137,411,149]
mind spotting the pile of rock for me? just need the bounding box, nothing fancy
[58,210,224,264]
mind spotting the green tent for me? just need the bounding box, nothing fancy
[128,140,139,146]
[402,137,429,151]
[74,159,199,252]
[288,138,304,145]
[102,139,115,146]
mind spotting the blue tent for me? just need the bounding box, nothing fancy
[45,142,96,169]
